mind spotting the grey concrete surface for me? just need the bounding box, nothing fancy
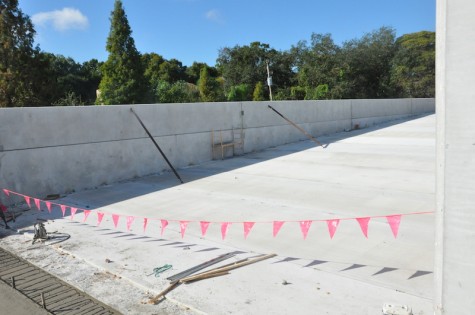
[0,281,49,315]
[0,99,434,206]
[2,114,435,314]
[435,0,475,313]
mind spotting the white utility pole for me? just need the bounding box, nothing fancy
[266,60,273,101]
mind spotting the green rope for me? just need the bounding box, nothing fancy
[151,264,172,277]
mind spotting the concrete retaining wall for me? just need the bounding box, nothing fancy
[0,98,434,203]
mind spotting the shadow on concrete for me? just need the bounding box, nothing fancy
[1,113,432,234]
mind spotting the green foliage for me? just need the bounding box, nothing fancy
[198,66,223,102]
[390,31,435,98]
[304,84,329,100]
[227,84,251,101]
[0,0,42,107]
[53,91,85,106]
[252,81,265,101]
[98,0,146,105]
[156,80,199,103]
[290,86,306,100]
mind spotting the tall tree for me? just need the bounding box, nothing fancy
[0,0,41,107]
[390,31,435,98]
[98,0,146,105]
[198,66,222,102]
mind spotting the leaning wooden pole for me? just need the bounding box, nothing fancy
[130,108,184,184]
[268,105,325,147]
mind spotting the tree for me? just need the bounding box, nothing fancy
[390,31,435,98]
[198,66,222,102]
[0,0,42,107]
[98,0,146,105]
[341,27,397,98]
[252,81,265,101]
[156,80,199,103]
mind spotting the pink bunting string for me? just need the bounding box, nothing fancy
[143,218,148,232]
[97,212,105,226]
[356,217,371,238]
[386,215,402,238]
[161,219,168,236]
[24,196,31,208]
[200,221,210,236]
[326,219,340,239]
[45,201,52,213]
[299,220,312,240]
[60,205,67,217]
[180,221,189,238]
[112,214,120,228]
[221,222,231,240]
[126,216,135,231]
[273,221,285,237]
[70,207,78,220]
[34,198,41,211]
[83,210,91,222]
[243,222,255,239]
[1,188,433,241]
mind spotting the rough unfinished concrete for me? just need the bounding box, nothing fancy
[1,114,435,314]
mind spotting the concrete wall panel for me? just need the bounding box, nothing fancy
[0,98,434,203]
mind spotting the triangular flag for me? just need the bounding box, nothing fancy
[60,205,66,217]
[200,221,210,236]
[45,201,52,213]
[70,207,77,220]
[221,222,231,240]
[24,196,31,208]
[33,198,41,211]
[180,221,189,238]
[143,218,148,232]
[2,189,10,197]
[161,219,169,236]
[386,215,402,238]
[97,212,105,226]
[299,220,313,240]
[112,214,120,228]
[273,221,285,237]
[326,219,340,239]
[126,216,135,231]
[356,217,371,238]
[243,222,255,239]
[83,210,91,222]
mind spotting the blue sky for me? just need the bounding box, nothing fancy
[19,0,435,66]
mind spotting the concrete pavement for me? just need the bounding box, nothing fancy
[1,114,435,314]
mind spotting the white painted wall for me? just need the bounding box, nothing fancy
[435,0,475,313]
[0,99,433,204]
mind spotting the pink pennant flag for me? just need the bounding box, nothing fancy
[160,219,169,236]
[83,210,91,222]
[2,189,10,197]
[126,216,135,231]
[60,205,67,217]
[33,198,41,211]
[273,221,285,237]
[326,219,340,239]
[200,221,210,236]
[243,222,255,239]
[356,217,371,238]
[299,220,313,240]
[24,196,31,208]
[180,221,189,238]
[97,212,105,226]
[70,207,77,220]
[221,222,231,240]
[45,201,52,213]
[112,214,120,228]
[386,215,402,238]
[143,218,148,232]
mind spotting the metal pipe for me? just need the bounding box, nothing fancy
[268,105,325,147]
[130,108,184,184]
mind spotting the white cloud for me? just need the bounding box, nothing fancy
[32,8,89,32]
[205,9,224,23]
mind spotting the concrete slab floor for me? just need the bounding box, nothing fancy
[1,114,435,315]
